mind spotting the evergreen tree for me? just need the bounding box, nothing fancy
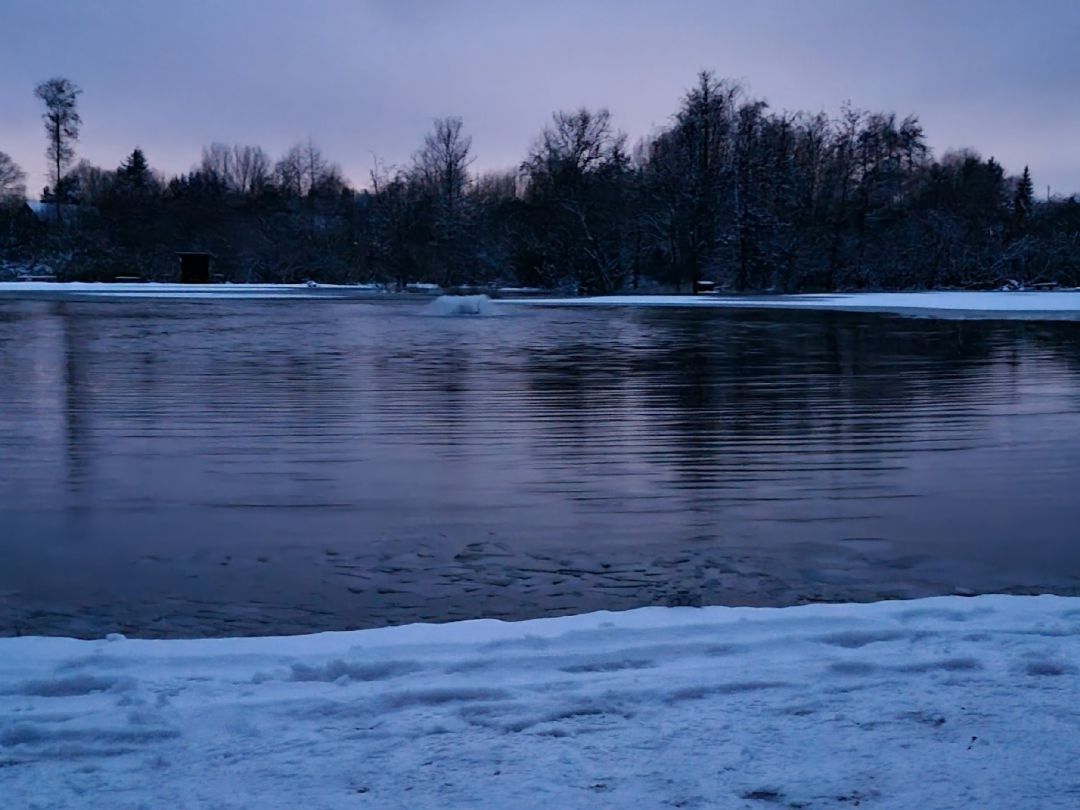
[1010,165,1034,238]
[119,148,151,189]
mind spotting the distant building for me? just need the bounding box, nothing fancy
[177,252,213,284]
[694,280,717,294]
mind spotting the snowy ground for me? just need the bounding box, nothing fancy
[0,282,384,299]
[506,291,1080,319]
[2,595,1078,809]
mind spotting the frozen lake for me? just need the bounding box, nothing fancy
[2,297,1080,636]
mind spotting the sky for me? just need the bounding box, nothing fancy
[1,0,1078,198]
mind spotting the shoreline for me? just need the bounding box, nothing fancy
[505,290,1080,319]
[3,538,1073,640]
[4,283,1080,319]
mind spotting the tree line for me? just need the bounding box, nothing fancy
[2,71,1079,291]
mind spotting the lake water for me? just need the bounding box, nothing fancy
[2,297,1080,637]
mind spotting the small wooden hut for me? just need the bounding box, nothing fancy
[177,252,213,284]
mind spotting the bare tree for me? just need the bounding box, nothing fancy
[275,143,305,197]
[523,108,631,293]
[0,152,26,203]
[281,150,304,196]
[473,169,521,200]
[413,117,473,216]
[200,142,233,187]
[200,143,271,195]
[525,108,626,182]
[70,159,114,204]
[34,77,82,203]
[275,139,341,197]
[409,117,475,283]
[231,145,271,195]
[299,139,327,195]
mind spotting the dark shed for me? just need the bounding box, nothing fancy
[177,252,213,284]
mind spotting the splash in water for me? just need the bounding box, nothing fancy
[421,295,500,316]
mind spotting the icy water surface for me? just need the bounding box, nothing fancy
[2,297,1080,636]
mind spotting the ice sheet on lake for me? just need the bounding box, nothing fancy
[505,291,1080,319]
[2,595,1078,808]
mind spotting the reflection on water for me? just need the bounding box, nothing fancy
[1,299,1079,636]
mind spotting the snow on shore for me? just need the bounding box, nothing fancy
[0,282,382,300]
[506,291,1080,318]
[2,595,1078,809]
[5,285,1080,317]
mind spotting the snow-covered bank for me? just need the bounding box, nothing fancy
[0,282,384,300]
[506,291,1080,319]
[6,285,1080,318]
[2,596,1078,809]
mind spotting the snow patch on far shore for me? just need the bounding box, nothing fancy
[2,595,1079,808]
[0,282,384,300]
[6,285,1080,319]
[505,291,1080,319]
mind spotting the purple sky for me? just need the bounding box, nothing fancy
[2,0,1078,197]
